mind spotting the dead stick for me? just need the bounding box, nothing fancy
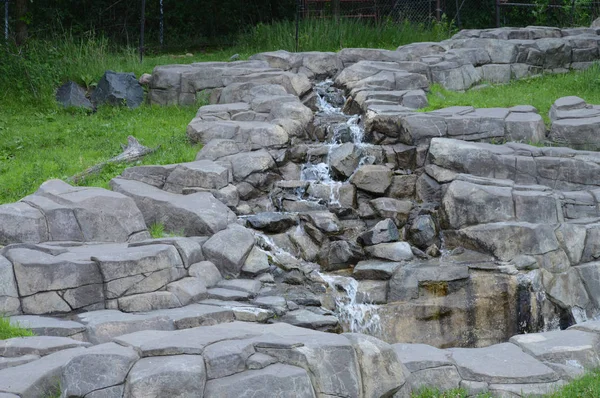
[67,136,159,184]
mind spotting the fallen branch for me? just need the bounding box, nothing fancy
[67,136,158,184]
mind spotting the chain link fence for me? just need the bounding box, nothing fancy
[300,0,600,28]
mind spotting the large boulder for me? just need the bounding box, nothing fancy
[92,71,144,108]
[110,178,236,235]
[55,81,93,110]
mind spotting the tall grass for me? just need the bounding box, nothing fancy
[237,18,456,53]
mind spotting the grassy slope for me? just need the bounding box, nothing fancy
[423,65,600,124]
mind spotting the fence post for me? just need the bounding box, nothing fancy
[570,0,576,26]
[140,0,146,63]
[159,0,164,48]
[4,0,8,41]
[495,0,501,28]
[436,0,441,21]
[295,0,301,52]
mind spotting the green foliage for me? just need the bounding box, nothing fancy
[149,223,166,239]
[237,18,456,53]
[0,317,35,340]
[548,369,600,397]
[422,63,600,125]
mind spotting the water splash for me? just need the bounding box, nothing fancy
[319,273,382,336]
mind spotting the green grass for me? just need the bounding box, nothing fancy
[0,317,35,340]
[0,104,199,204]
[423,64,600,124]
[547,369,600,398]
[236,18,455,53]
[411,370,600,397]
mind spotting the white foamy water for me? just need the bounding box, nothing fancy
[319,272,382,336]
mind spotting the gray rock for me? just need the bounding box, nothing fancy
[76,310,176,344]
[163,160,230,193]
[319,240,364,271]
[448,342,558,383]
[393,343,453,372]
[167,277,208,305]
[129,237,205,269]
[365,242,413,262]
[354,260,401,280]
[330,143,362,178]
[203,339,255,379]
[410,366,462,393]
[505,112,546,143]
[117,291,182,312]
[203,227,255,278]
[85,385,125,398]
[510,330,600,369]
[0,202,48,246]
[350,165,392,194]
[0,256,20,315]
[246,212,297,233]
[409,215,438,249]
[549,116,600,150]
[0,347,87,397]
[188,261,223,287]
[278,309,339,332]
[55,81,93,110]
[242,246,270,276]
[0,355,39,371]
[217,279,262,295]
[207,288,251,301]
[92,70,144,108]
[204,364,315,398]
[126,355,207,398]
[370,198,413,226]
[232,306,274,323]
[0,336,89,358]
[110,177,236,236]
[358,219,400,246]
[61,342,138,397]
[246,353,277,370]
[149,304,234,329]
[303,211,341,234]
[344,333,409,398]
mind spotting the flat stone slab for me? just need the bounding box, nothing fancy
[0,347,87,397]
[448,342,559,384]
[9,315,85,337]
[113,322,264,357]
[278,309,339,331]
[216,279,262,295]
[0,336,90,358]
[204,364,315,398]
[0,355,40,371]
[393,343,453,372]
[353,260,401,280]
[207,288,251,301]
[75,310,175,344]
[510,330,600,369]
[148,304,235,329]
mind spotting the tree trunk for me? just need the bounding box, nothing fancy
[15,0,27,45]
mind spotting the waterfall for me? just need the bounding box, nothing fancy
[318,273,382,336]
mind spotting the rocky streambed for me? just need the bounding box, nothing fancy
[3,25,600,397]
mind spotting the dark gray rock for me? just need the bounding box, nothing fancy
[246,212,297,233]
[55,81,93,110]
[126,355,207,398]
[92,71,144,108]
[358,219,399,246]
[61,343,138,397]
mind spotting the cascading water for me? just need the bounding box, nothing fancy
[318,273,382,336]
[300,80,370,207]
